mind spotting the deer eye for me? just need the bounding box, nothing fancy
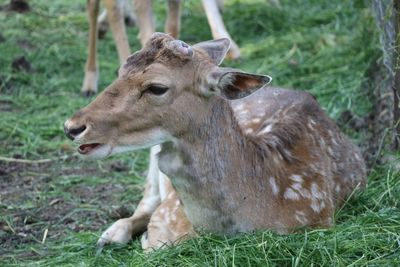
[145,84,169,95]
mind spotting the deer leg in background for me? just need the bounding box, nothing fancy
[215,0,224,10]
[98,0,136,39]
[104,0,131,63]
[165,0,181,38]
[133,0,155,46]
[97,145,163,246]
[81,0,100,96]
[97,8,109,39]
[202,0,240,59]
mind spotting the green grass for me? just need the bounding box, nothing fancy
[0,0,399,266]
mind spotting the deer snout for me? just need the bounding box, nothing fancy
[64,120,87,141]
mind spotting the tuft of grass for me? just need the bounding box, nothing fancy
[1,0,399,266]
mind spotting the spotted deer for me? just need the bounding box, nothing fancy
[82,0,240,96]
[65,33,366,250]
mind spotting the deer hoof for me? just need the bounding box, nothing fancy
[81,70,98,97]
[97,218,133,247]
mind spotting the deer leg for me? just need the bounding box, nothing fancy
[165,0,181,38]
[104,0,131,63]
[97,9,109,39]
[122,0,136,27]
[97,146,162,246]
[141,174,195,251]
[98,0,136,39]
[201,0,241,60]
[81,0,100,96]
[133,0,154,46]
[216,0,224,11]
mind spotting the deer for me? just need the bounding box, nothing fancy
[82,0,240,96]
[64,33,367,251]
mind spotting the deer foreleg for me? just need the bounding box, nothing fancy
[97,145,163,246]
[141,174,195,251]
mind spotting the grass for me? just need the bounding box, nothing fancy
[0,0,399,266]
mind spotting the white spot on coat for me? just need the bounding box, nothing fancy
[284,188,300,200]
[259,124,273,135]
[335,184,341,193]
[310,200,325,213]
[290,174,303,183]
[294,211,308,224]
[244,128,254,134]
[234,103,244,111]
[269,177,279,195]
[291,182,303,191]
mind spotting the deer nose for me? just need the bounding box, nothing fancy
[64,124,87,141]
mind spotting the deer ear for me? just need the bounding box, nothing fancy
[206,69,272,100]
[193,38,231,65]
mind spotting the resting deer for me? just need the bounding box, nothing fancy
[65,33,366,250]
[82,0,240,96]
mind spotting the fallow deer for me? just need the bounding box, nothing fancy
[82,0,240,96]
[65,33,366,250]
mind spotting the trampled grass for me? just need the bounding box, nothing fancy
[0,0,399,266]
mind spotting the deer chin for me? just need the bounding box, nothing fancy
[78,143,112,159]
[78,143,101,155]
[77,129,173,159]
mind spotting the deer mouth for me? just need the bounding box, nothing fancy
[78,143,102,155]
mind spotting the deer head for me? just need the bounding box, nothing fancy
[64,33,271,158]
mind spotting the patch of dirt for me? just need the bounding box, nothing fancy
[0,0,30,13]
[11,56,32,72]
[0,158,140,255]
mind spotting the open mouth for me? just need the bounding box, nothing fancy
[78,143,102,155]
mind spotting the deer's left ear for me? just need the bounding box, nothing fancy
[205,69,272,100]
[193,38,231,65]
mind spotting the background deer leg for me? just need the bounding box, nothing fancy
[97,9,109,38]
[165,0,181,38]
[104,0,131,63]
[81,0,100,96]
[97,146,162,246]
[133,0,154,46]
[141,174,195,251]
[201,0,241,59]
[98,0,136,39]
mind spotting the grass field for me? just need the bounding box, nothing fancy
[1,0,399,266]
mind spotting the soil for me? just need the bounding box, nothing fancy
[0,157,139,256]
[0,0,30,13]
[11,56,32,73]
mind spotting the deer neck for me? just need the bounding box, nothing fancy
[159,96,251,181]
[158,96,268,233]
